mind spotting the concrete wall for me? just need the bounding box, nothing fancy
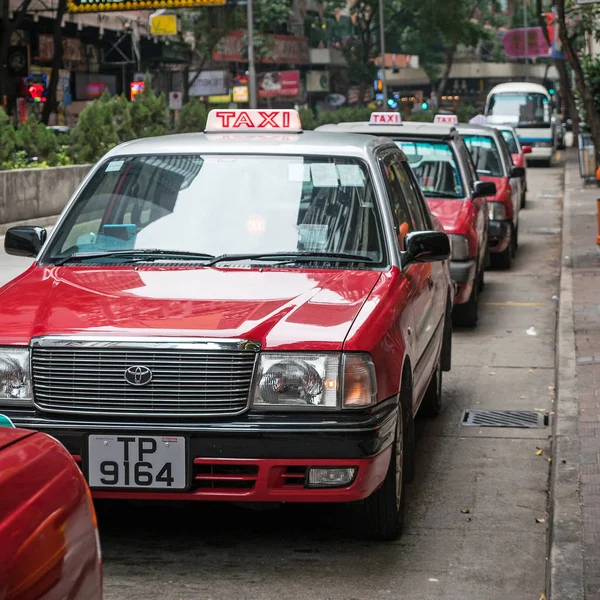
[0,165,92,226]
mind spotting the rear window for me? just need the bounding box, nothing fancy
[394,140,465,199]
[462,135,505,178]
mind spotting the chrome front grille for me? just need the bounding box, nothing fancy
[31,337,259,418]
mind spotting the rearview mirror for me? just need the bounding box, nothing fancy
[522,145,532,154]
[511,165,525,178]
[402,231,450,266]
[473,181,496,198]
[5,226,47,258]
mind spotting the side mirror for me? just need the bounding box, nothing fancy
[402,231,450,266]
[522,145,532,154]
[511,165,525,178]
[5,226,47,258]
[473,180,496,198]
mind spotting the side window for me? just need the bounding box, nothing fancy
[394,161,432,231]
[380,154,416,234]
[458,141,478,188]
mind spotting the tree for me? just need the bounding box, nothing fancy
[555,0,600,162]
[0,109,16,167]
[535,0,579,137]
[41,0,68,125]
[0,0,33,112]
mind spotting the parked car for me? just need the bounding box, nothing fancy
[1,109,452,541]
[0,415,102,600]
[316,118,494,327]
[491,124,531,208]
[458,124,525,269]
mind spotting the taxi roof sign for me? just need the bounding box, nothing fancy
[434,114,458,124]
[369,112,402,125]
[205,109,302,133]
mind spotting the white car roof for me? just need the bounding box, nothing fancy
[488,82,550,96]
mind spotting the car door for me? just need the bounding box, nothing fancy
[394,159,446,400]
[496,134,520,226]
[457,139,489,270]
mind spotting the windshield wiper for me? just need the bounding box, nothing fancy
[204,251,375,267]
[52,249,216,266]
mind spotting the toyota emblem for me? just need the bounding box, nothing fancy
[124,365,153,386]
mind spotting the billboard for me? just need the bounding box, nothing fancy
[502,27,550,59]
[67,0,225,13]
[189,70,228,97]
[213,31,310,64]
[257,71,300,98]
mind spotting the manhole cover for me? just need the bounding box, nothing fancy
[461,410,547,428]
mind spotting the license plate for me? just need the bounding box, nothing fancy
[88,435,186,490]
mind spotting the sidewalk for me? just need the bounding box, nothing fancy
[551,150,600,599]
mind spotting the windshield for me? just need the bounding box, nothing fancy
[43,154,387,266]
[499,129,519,154]
[394,140,464,199]
[488,93,551,126]
[462,135,505,178]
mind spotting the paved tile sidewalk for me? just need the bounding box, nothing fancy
[565,151,600,599]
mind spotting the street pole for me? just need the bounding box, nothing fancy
[378,0,388,108]
[247,0,257,109]
[524,0,529,81]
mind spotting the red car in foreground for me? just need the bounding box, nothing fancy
[0,417,102,600]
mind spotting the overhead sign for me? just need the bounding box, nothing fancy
[205,109,302,133]
[369,112,402,125]
[150,14,178,36]
[434,114,458,124]
[232,86,249,103]
[258,71,300,99]
[169,91,182,111]
[502,27,550,58]
[67,0,225,13]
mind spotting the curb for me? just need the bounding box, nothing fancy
[0,215,59,237]
[548,152,584,599]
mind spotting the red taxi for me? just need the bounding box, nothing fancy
[317,115,495,327]
[0,415,102,600]
[458,124,525,269]
[491,124,531,208]
[0,110,452,541]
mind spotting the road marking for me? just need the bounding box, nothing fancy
[482,301,545,307]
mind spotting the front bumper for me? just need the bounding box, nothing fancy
[4,404,397,503]
[488,220,511,254]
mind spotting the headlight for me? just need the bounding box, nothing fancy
[0,349,33,406]
[488,202,506,221]
[251,353,377,409]
[449,235,469,260]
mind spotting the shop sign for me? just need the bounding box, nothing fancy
[213,31,309,65]
[67,0,225,13]
[37,34,85,63]
[189,70,228,97]
[150,14,178,36]
[258,71,300,98]
[306,71,330,93]
[232,86,249,103]
[208,94,232,104]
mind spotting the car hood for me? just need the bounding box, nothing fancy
[426,199,471,233]
[0,266,382,351]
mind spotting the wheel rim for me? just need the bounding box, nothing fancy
[395,410,404,510]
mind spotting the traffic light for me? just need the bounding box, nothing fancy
[387,98,398,109]
[548,87,555,96]
[421,100,429,110]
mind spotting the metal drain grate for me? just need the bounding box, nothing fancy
[461,410,547,428]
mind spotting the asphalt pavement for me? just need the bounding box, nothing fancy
[0,162,565,599]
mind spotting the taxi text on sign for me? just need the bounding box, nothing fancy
[205,109,303,132]
[369,112,402,125]
[434,114,458,124]
[67,0,225,13]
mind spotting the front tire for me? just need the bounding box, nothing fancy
[350,402,408,541]
[419,359,443,418]
[452,279,479,328]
